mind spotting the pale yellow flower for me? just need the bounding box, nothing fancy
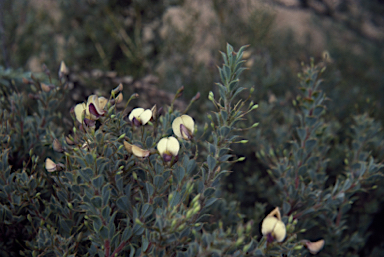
[128,108,152,126]
[172,115,194,140]
[45,158,57,172]
[157,136,180,162]
[261,207,286,243]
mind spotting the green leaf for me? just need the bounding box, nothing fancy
[146,182,154,197]
[79,168,93,181]
[305,116,317,126]
[154,175,164,188]
[169,191,181,208]
[142,203,153,219]
[85,153,94,165]
[142,236,149,252]
[204,188,215,197]
[91,196,102,209]
[175,166,185,184]
[313,105,325,116]
[102,184,110,205]
[91,216,102,232]
[208,143,216,156]
[220,126,230,137]
[305,139,317,153]
[207,156,216,172]
[122,227,133,242]
[205,198,218,208]
[100,226,109,239]
[296,128,306,142]
[117,196,131,212]
[92,175,104,188]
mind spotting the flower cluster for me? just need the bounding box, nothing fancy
[73,84,123,127]
[125,109,195,163]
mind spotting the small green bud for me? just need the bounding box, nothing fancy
[243,244,251,253]
[288,215,293,223]
[194,223,201,227]
[32,250,38,257]
[344,159,349,165]
[191,194,200,205]
[135,218,144,226]
[251,122,259,128]
[204,123,209,131]
[293,219,298,225]
[77,232,83,242]
[118,145,124,151]
[250,87,255,94]
[168,192,174,203]
[84,215,89,219]
[35,192,41,198]
[372,185,378,189]
[111,114,116,119]
[84,221,89,226]
[27,214,32,223]
[239,140,248,144]
[293,245,303,250]
[208,91,214,101]
[299,228,306,233]
[40,219,44,226]
[237,157,246,162]
[132,172,137,180]
[177,224,185,231]
[250,104,259,111]
[67,202,73,209]
[171,219,177,229]
[192,205,201,214]
[186,209,193,219]
[73,127,77,134]
[117,171,123,175]
[119,165,124,170]
[246,222,252,234]
[237,226,244,236]
[235,236,244,246]
[29,149,33,157]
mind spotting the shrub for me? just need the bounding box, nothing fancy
[1,44,383,257]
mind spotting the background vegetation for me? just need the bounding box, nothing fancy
[1,0,384,256]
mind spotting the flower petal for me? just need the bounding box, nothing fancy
[98,96,108,110]
[273,220,286,242]
[166,136,180,156]
[129,108,144,122]
[74,103,86,123]
[172,117,183,138]
[306,239,325,254]
[131,145,150,158]
[140,109,153,125]
[45,158,57,172]
[124,141,133,153]
[157,138,168,156]
[261,216,278,237]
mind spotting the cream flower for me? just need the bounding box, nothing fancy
[172,115,194,140]
[124,141,150,158]
[128,108,152,126]
[45,158,64,172]
[157,136,180,162]
[86,95,107,120]
[45,158,57,172]
[306,239,325,254]
[261,207,286,243]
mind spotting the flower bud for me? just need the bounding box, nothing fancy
[261,207,286,243]
[306,239,325,254]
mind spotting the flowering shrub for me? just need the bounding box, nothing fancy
[1,44,383,257]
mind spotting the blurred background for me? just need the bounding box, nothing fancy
[1,0,383,255]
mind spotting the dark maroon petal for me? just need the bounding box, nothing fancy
[89,103,101,118]
[163,154,172,162]
[132,117,141,127]
[266,233,274,243]
[180,124,192,139]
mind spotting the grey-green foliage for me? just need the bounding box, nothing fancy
[2,44,306,257]
[249,60,384,256]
